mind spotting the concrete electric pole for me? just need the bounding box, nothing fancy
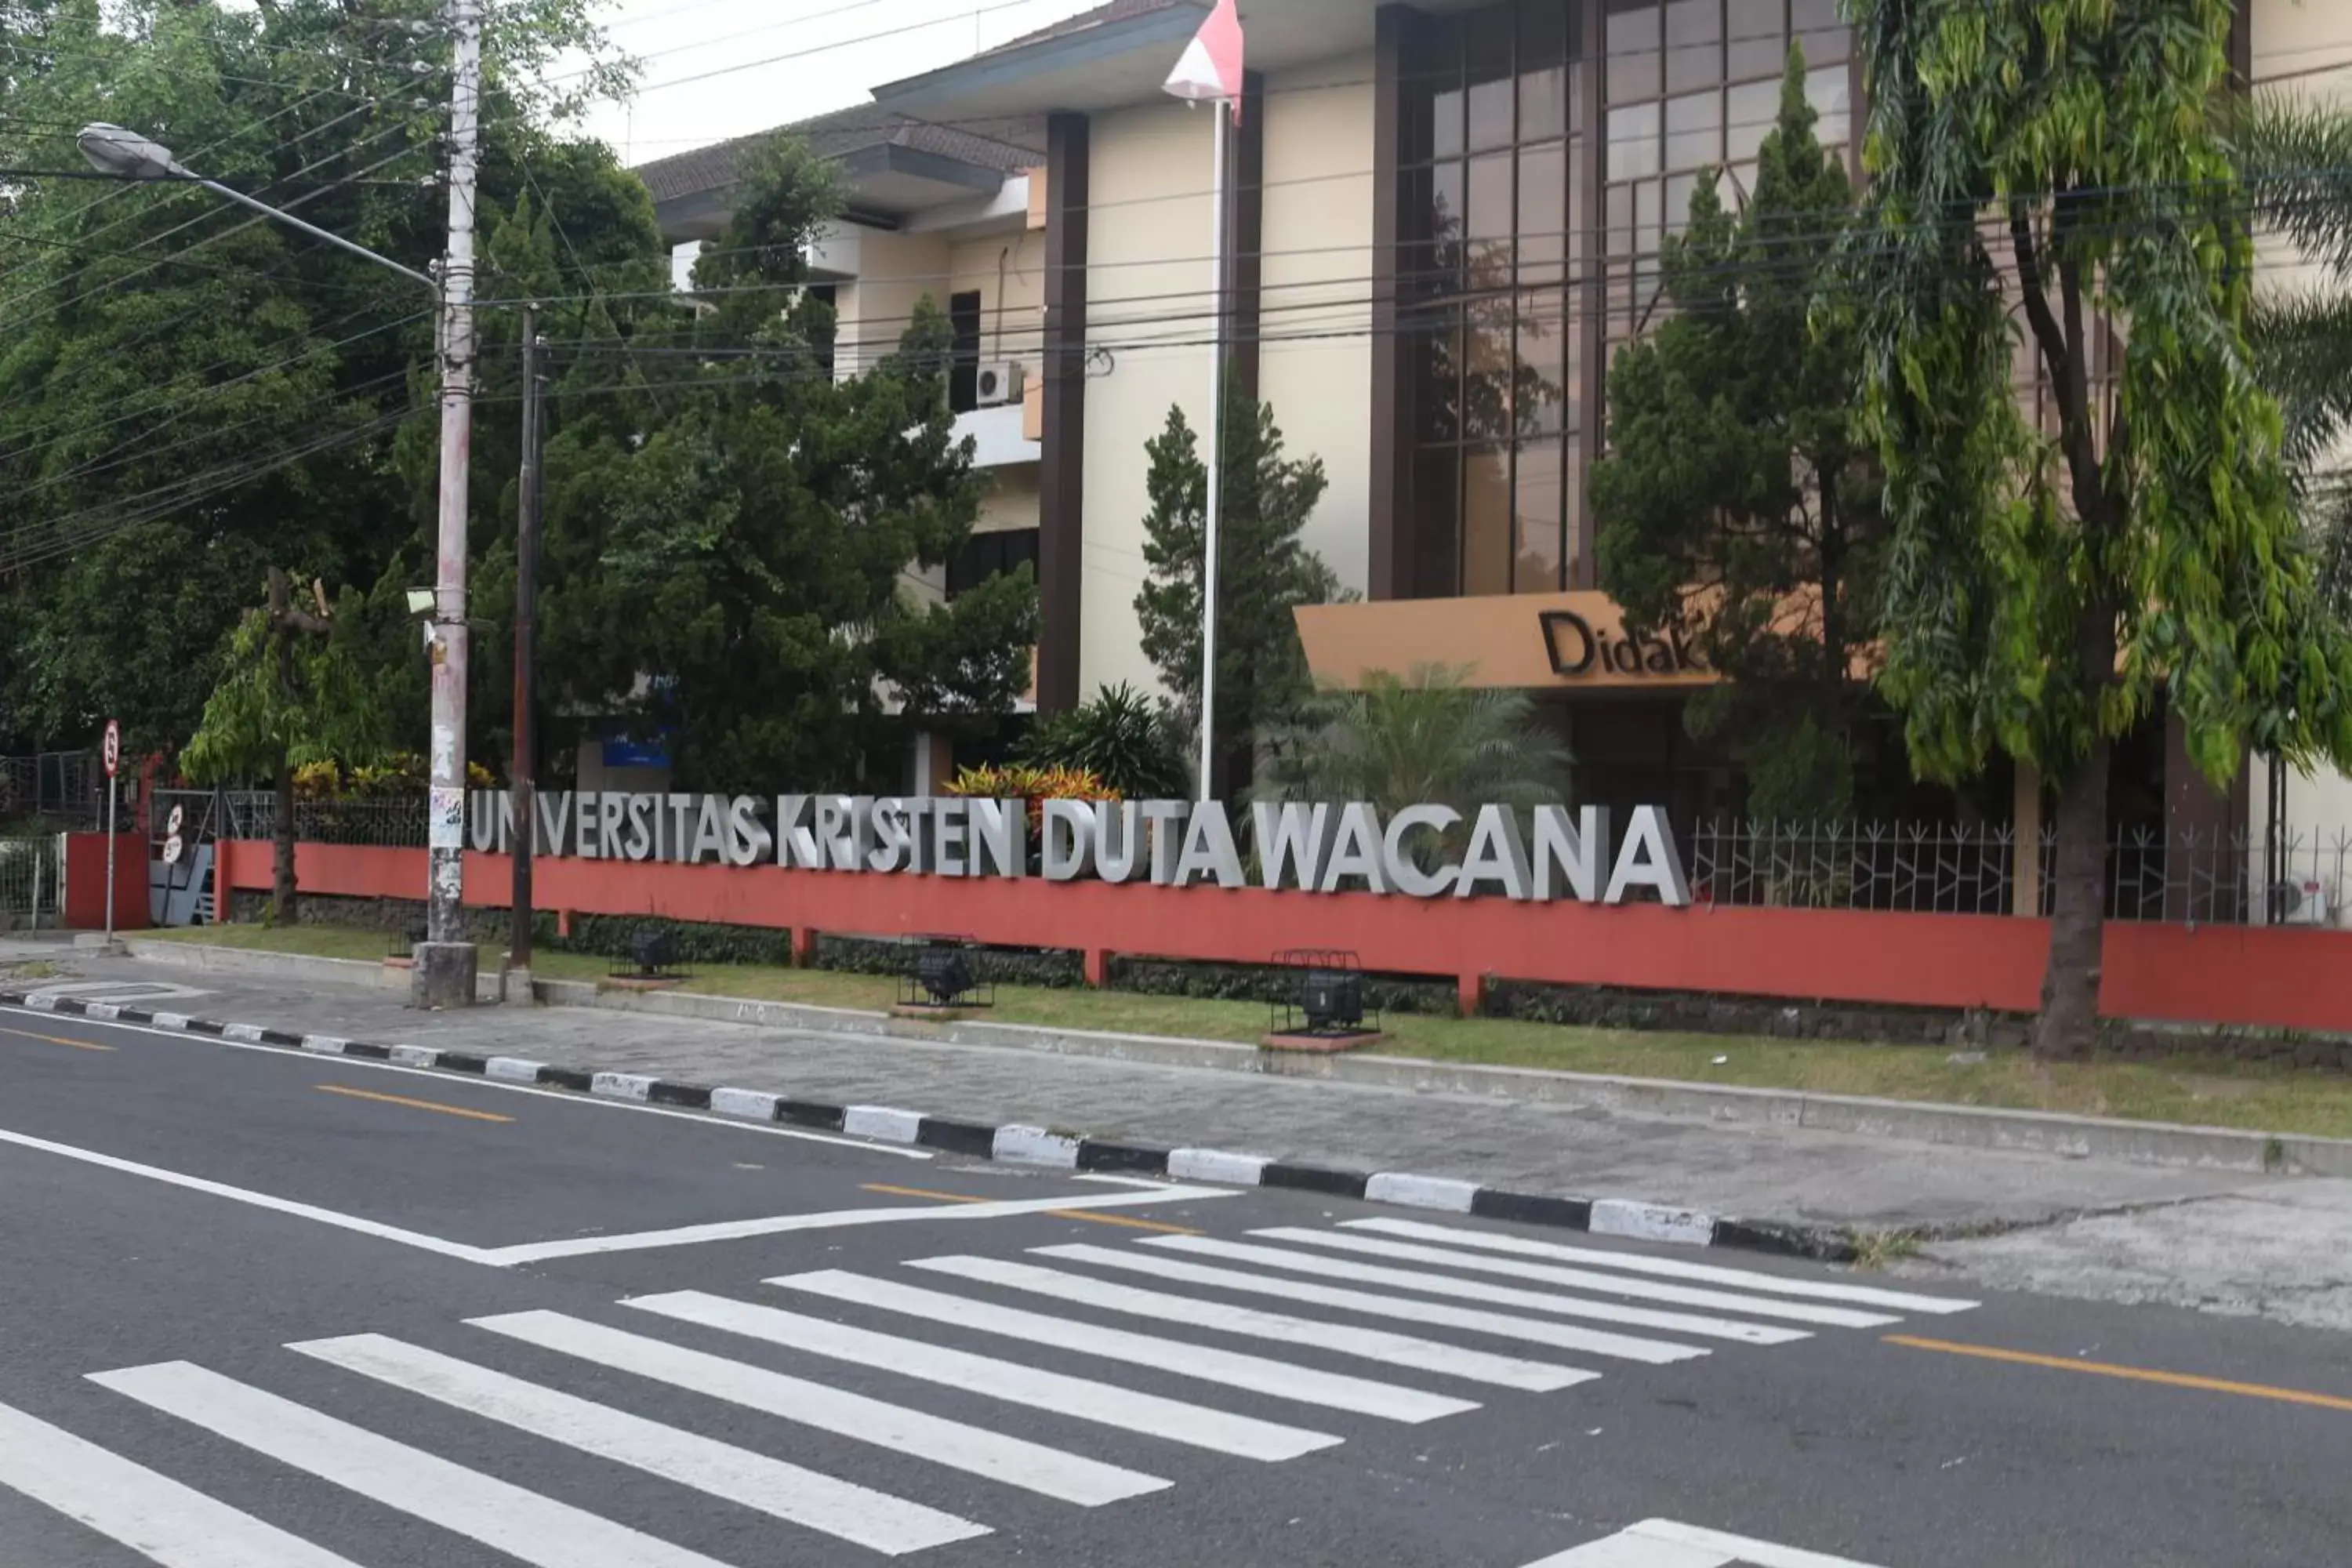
[416,0,485,1008]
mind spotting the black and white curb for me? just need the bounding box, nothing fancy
[2,986,1852,1262]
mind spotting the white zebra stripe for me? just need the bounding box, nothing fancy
[1211,1231,1896,1329]
[464,1310,1164,1506]
[1346,1218,1978,1313]
[87,1361,768,1567]
[623,1290,1340,1461]
[1172,1233,1814,1342]
[1029,1244,1713,1363]
[768,1270,1475,1422]
[924,1252,1598,1389]
[0,1398,361,1568]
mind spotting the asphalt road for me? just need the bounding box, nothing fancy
[3,999,2350,1568]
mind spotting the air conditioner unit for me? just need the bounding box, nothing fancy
[2272,877,2332,927]
[975,361,1025,407]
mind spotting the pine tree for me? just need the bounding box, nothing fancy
[1589,48,1880,825]
[1134,379,1341,797]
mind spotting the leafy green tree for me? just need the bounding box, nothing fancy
[536,136,1038,790]
[180,571,383,920]
[1134,381,1341,797]
[0,0,646,768]
[1253,665,1572,862]
[1018,681,1190,800]
[1849,0,2352,1059]
[2234,96,2352,613]
[1592,49,1881,823]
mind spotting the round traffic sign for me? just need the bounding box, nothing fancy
[102,719,121,778]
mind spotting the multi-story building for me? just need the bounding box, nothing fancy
[635,0,2352,851]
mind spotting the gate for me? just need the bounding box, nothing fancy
[0,828,64,931]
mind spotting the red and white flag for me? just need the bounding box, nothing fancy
[1162,0,1244,118]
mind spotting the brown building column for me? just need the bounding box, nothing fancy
[1036,111,1090,713]
[1368,3,1421,602]
[1226,71,1267,409]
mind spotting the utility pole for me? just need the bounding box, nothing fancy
[509,305,544,993]
[417,0,485,1007]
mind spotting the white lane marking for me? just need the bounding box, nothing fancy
[0,1127,497,1263]
[1056,1243,1713,1364]
[0,1398,362,1568]
[1207,1232,1811,1344]
[770,1270,1477,1423]
[1346,1218,1980,1314]
[466,1311,1165,1506]
[281,1337,986,1554]
[0,1004,931,1161]
[1523,1519,1888,1568]
[1521,1530,1729,1566]
[480,1185,1234,1265]
[86,1362,764,1568]
[1221,1230,1896,1328]
[938,1251,1596,1391]
[624,1290,1341,1462]
[1523,1535,1726,1566]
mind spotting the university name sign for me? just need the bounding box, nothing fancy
[459,791,1693,906]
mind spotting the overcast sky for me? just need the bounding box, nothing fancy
[580,0,1109,167]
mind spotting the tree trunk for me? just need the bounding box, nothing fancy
[267,567,298,925]
[272,755,298,925]
[2034,744,2108,1062]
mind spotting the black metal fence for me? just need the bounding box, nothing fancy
[0,751,99,828]
[1684,818,2350,927]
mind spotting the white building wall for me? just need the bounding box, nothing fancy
[834,226,952,376]
[1256,53,1377,596]
[1079,100,1220,700]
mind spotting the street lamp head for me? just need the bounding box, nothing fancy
[77,122,183,181]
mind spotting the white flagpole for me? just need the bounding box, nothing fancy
[1197,104,1230,803]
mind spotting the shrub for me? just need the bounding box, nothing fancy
[1018,682,1190,800]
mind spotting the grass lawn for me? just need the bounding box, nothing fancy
[138,922,2352,1142]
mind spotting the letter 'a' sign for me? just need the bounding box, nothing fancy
[464,791,1694,908]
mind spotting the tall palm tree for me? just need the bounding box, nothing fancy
[2235,95,2352,610]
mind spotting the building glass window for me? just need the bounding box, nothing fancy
[1410,1,1586,596]
[1403,0,1853,599]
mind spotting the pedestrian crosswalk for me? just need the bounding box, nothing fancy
[2,1214,1975,1566]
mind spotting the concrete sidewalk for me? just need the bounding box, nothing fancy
[1,946,2277,1239]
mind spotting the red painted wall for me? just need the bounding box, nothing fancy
[213,839,2352,1033]
[62,833,150,931]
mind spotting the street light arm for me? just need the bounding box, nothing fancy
[188,176,440,295]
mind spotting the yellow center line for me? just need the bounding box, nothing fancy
[1886,1334,2352,1413]
[314,1083,514,1124]
[0,1025,114,1052]
[862,1181,1205,1236]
